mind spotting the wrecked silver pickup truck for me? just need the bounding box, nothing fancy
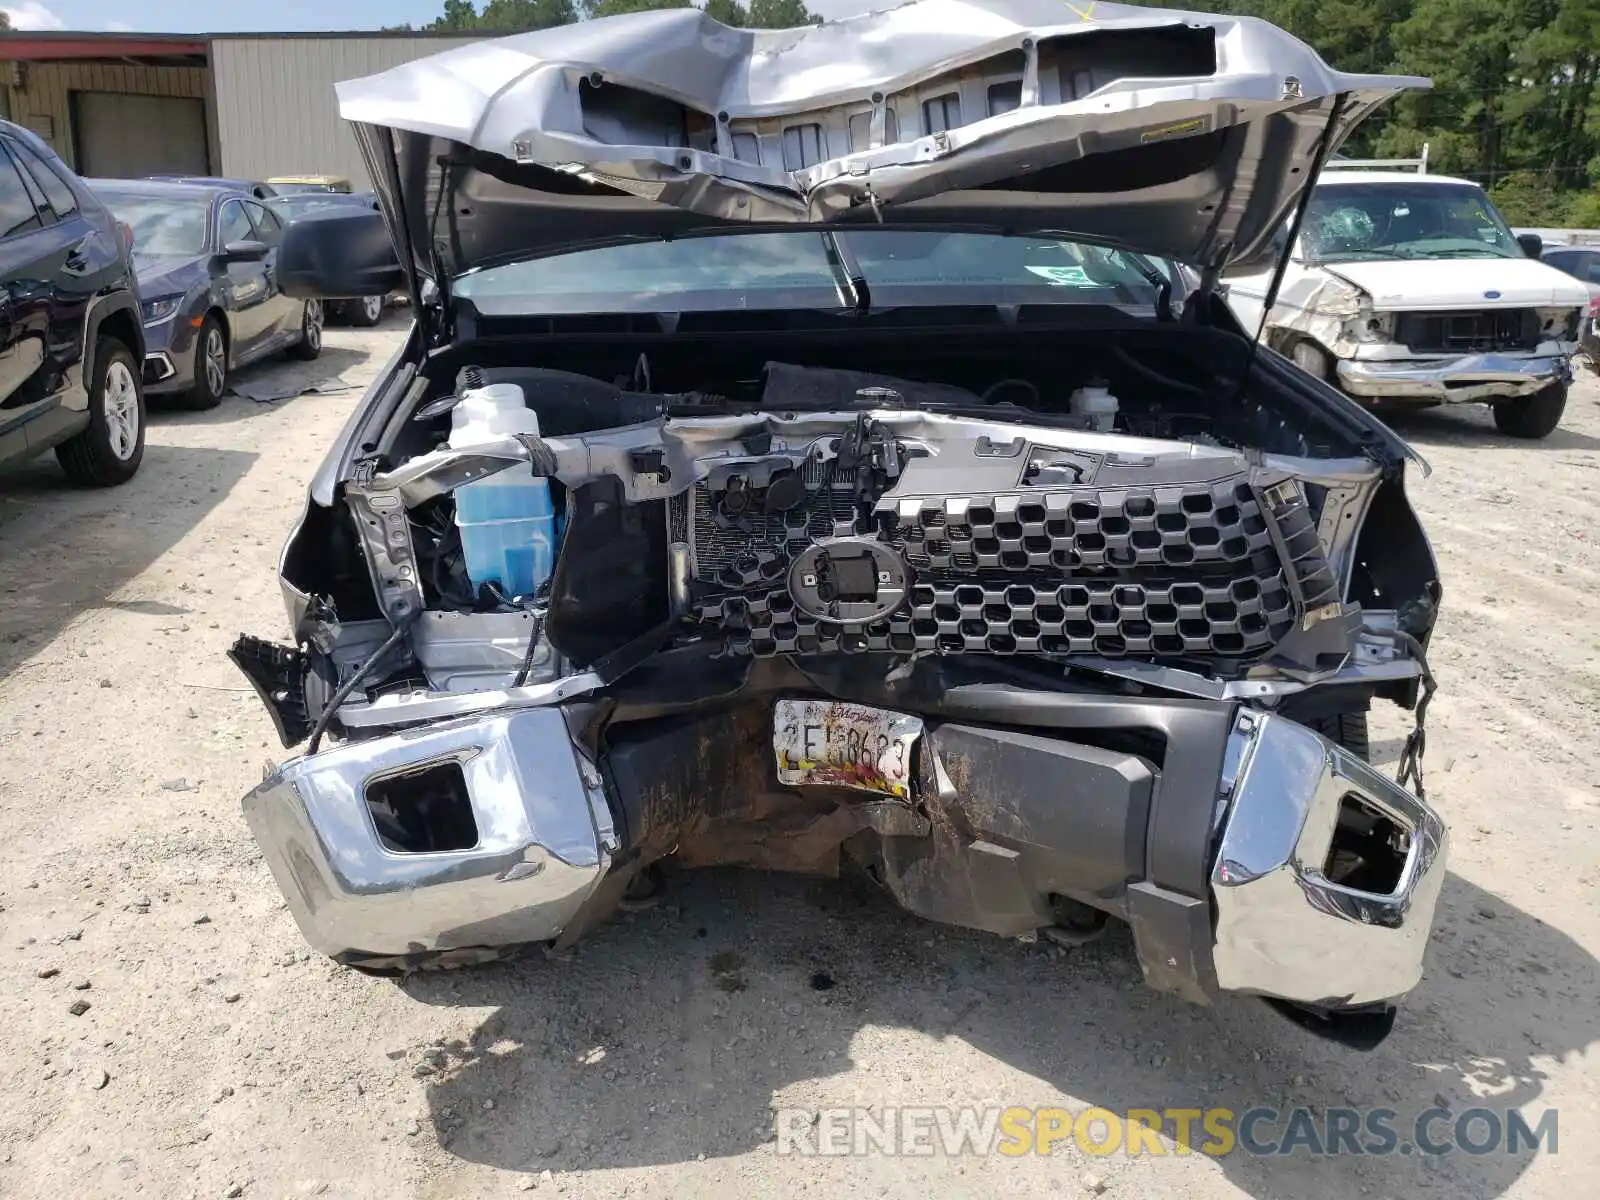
[230,1,1448,1048]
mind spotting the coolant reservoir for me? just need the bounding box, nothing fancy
[1069,381,1118,432]
[448,382,556,601]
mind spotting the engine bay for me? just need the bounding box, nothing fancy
[263,320,1436,727]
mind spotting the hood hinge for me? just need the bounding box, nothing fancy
[350,454,381,489]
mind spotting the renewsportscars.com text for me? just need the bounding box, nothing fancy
[773,1105,1559,1158]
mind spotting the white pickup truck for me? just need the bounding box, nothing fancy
[1226,154,1589,438]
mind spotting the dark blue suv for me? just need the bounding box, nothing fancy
[0,120,146,486]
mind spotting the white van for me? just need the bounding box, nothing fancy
[1226,154,1589,438]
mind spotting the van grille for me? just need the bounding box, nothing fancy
[1393,309,1540,353]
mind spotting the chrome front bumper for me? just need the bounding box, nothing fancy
[1336,351,1571,403]
[1211,711,1448,1008]
[244,701,1446,1010]
[241,708,616,966]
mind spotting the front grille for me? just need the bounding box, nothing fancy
[687,466,1337,665]
[1394,308,1539,353]
[888,478,1273,574]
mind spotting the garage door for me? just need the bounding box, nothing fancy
[72,91,209,178]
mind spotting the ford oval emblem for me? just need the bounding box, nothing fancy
[1484,290,1502,299]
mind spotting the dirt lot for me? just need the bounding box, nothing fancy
[1,324,1596,1200]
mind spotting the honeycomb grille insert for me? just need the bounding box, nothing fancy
[886,478,1275,573]
[687,470,1336,663]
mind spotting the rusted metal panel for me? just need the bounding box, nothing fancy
[210,36,478,188]
[0,36,206,61]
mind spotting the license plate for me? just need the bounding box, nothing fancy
[772,699,923,799]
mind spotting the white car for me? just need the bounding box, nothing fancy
[1226,164,1589,438]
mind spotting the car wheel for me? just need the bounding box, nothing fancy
[177,315,228,411]
[1302,710,1370,762]
[1491,381,1567,439]
[346,294,383,328]
[288,298,323,361]
[56,337,145,487]
[1289,338,1333,380]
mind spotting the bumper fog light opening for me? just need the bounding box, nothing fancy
[364,759,480,854]
[1323,791,1411,896]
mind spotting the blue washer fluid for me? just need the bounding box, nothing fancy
[448,382,556,601]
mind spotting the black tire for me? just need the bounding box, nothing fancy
[288,298,324,361]
[1304,710,1370,762]
[56,337,145,487]
[1287,337,1334,382]
[176,314,227,411]
[1491,381,1567,439]
[345,294,384,328]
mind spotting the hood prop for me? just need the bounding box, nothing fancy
[1241,96,1347,368]
[822,231,871,315]
[359,124,451,346]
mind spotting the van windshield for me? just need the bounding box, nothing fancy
[1303,181,1521,263]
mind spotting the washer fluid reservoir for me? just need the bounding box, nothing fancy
[448,382,555,601]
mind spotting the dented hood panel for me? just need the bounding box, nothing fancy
[336,1,1426,278]
[1323,257,1593,310]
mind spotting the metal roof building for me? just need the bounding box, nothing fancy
[0,30,477,185]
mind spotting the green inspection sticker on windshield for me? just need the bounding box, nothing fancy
[1025,265,1098,287]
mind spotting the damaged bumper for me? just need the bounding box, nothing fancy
[1211,711,1447,1007]
[241,708,616,969]
[1336,351,1572,403]
[242,686,1447,1020]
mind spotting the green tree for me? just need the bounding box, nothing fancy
[427,0,579,28]
[586,0,689,16]
[705,0,747,24]
[746,0,822,25]
[427,0,485,30]
[1380,0,1525,179]
[1489,170,1577,225]
[482,0,582,28]
[1566,190,1600,226]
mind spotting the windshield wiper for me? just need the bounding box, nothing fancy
[821,231,871,315]
[1409,247,1512,258]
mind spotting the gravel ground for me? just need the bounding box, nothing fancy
[1,324,1596,1200]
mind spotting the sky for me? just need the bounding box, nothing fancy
[0,0,868,34]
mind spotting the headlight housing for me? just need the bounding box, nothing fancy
[1534,306,1582,342]
[1346,299,1395,343]
[140,294,184,326]
[1337,300,1395,347]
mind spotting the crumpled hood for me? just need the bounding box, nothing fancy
[1324,256,1592,309]
[334,0,1427,281]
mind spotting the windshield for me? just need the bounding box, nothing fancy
[95,190,208,256]
[454,232,1175,315]
[1303,181,1520,263]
